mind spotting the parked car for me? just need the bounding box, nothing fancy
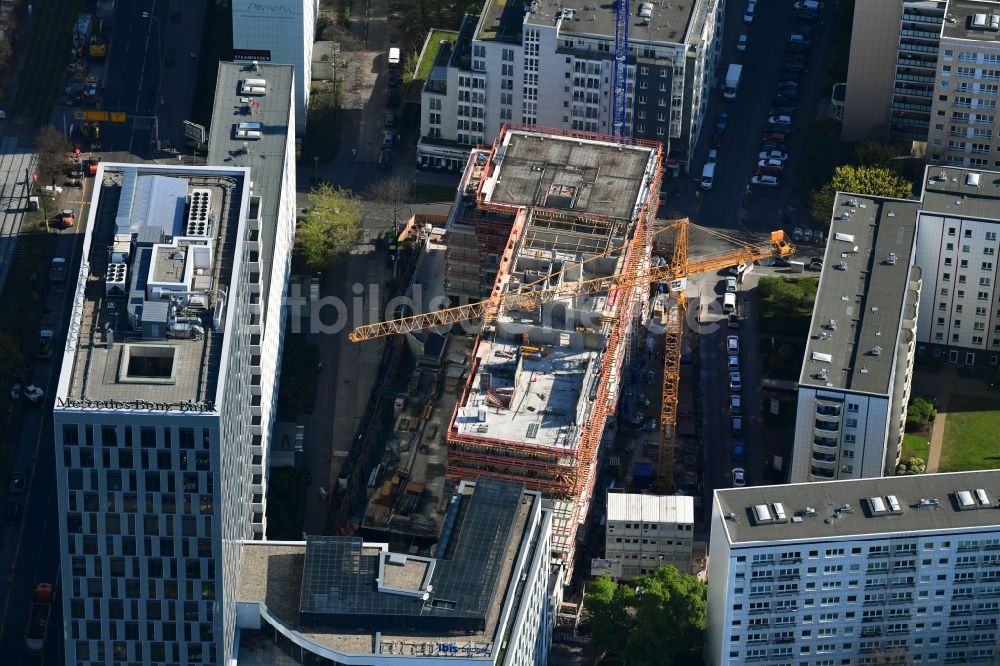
[729,371,742,391]
[728,355,740,370]
[743,0,756,23]
[786,42,811,54]
[752,174,780,186]
[383,112,397,128]
[726,275,738,293]
[727,335,740,354]
[778,72,803,84]
[385,90,400,107]
[737,34,748,52]
[767,123,793,136]
[758,158,786,171]
[6,501,20,526]
[707,148,719,164]
[759,149,789,161]
[773,257,792,268]
[728,313,741,329]
[808,256,824,270]
[769,106,796,118]
[732,442,745,462]
[761,132,787,143]
[732,467,746,487]
[775,89,800,102]
[756,165,783,178]
[759,141,786,153]
[730,395,743,414]
[716,112,729,131]
[731,416,743,434]
[782,62,808,74]
[382,131,396,149]
[23,385,44,403]
[768,114,793,126]
[711,127,726,148]
[387,71,401,87]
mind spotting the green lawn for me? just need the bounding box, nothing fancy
[938,395,1000,472]
[415,29,458,82]
[901,432,930,463]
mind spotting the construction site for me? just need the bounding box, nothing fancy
[335,125,792,585]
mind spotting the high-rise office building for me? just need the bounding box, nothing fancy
[707,470,1000,666]
[232,0,316,132]
[417,0,723,174]
[52,62,296,665]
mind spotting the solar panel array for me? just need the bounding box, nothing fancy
[298,477,526,632]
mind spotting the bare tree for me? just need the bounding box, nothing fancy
[35,125,70,187]
[364,177,412,233]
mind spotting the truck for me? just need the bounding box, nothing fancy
[723,63,742,100]
[49,257,67,283]
[24,583,53,655]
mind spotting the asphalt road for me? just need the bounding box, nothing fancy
[62,0,169,160]
[694,0,836,233]
[0,197,88,664]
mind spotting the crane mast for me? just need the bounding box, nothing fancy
[612,0,630,137]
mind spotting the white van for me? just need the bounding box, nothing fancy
[388,47,401,67]
[723,292,737,313]
[701,163,716,190]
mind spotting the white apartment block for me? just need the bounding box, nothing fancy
[418,0,723,174]
[914,165,1000,364]
[791,192,921,483]
[708,470,1000,666]
[232,478,556,666]
[600,492,694,580]
[53,63,296,665]
[928,0,1000,167]
[232,0,315,132]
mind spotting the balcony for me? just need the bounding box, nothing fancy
[895,71,935,84]
[812,451,837,463]
[896,57,937,70]
[892,101,932,113]
[813,436,838,449]
[898,42,939,55]
[894,86,933,98]
[901,12,944,24]
[810,467,836,479]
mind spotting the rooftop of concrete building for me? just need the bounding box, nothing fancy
[523,0,697,45]
[457,208,629,450]
[237,478,540,658]
[920,164,1000,219]
[480,128,659,221]
[207,61,293,330]
[942,0,1000,40]
[56,164,250,410]
[798,192,919,395]
[717,470,1000,545]
[607,492,695,524]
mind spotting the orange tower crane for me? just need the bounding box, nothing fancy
[348,220,794,491]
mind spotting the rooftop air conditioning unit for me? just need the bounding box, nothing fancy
[106,262,128,296]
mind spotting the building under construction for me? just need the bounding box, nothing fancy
[445,126,662,573]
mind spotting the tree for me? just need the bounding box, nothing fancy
[0,332,25,389]
[364,177,411,233]
[35,125,71,187]
[852,141,907,169]
[809,165,913,226]
[757,276,818,336]
[585,566,707,666]
[905,396,937,432]
[295,184,362,271]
